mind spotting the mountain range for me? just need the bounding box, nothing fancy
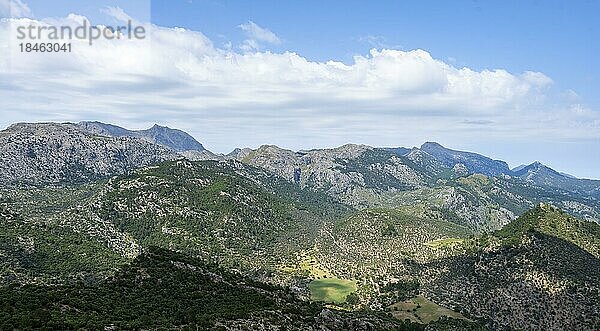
[1,121,599,330]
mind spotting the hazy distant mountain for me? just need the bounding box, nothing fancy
[514,163,577,179]
[419,142,511,176]
[513,161,600,196]
[560,171,578,179]
[404,147,455,177]
[78,121,206,152]
[232,141,600,229]
[226,147,253,159]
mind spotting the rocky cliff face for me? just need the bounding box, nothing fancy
[235,144,430,207]
[235,142,600,230]
[0,123,179,184]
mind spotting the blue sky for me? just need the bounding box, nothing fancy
[20,0,600,102]
[2,0,599,178]
[157,0,600,107]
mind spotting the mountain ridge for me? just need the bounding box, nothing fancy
[77,121,206,152]
[0,122,179,185]
[1,146,599,329]
[2,121,598,228]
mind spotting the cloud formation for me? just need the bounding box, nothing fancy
[0,8,598,157]
[0,0,31,18]
[238,20,280,51]
[100,6,133,23]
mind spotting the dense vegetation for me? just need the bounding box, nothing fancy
[0,247,310,329]
[422,207,600,330]
[1,156,599,330]
[0,247,447,330]
[496,203,600,257]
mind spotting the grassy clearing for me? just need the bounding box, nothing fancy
[388,295,469,324]
[309,278,357,304]
[279,251,333,279]
[299,255,333,279]
[279,251,356,304]
[424,238,465,249]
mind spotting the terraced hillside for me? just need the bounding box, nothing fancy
[316,206,471,280]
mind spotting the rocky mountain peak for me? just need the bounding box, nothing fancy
[77,122,205,153]
[421,141,444,149]
[419,141,510,176]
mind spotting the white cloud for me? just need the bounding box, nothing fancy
[0,0,31,18]
[239,20,280,44]
[522,71,553,88]
[238,20,280,51]
[101,6,133,23]
[0,11,598,155]
[358,35,386,47]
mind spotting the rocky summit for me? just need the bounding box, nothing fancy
[77,121,206,152]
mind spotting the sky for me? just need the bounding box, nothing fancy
[0,0,599,178]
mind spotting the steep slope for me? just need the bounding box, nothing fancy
[61,159,352,276]
[496,203,600,257]
[0,158,352,284]
[78,121,206,152]
[514,161,600,196]
[420,142,510,176]
[423,205,600,330]
[404,148,455,178]
[385,171,600,232]
[0,184,127,284]
[0,123,178,185]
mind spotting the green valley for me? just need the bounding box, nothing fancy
[1,122,599,330]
